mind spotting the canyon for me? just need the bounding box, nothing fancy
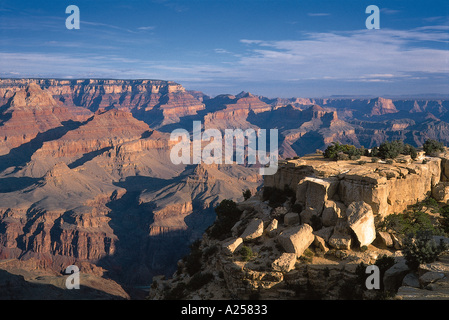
[1,78,449,299]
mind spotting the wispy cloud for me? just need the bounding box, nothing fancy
[138,26,156,31]
[380,8,401,15]
[307,13,331,17]
[1,25,448,96]
[82,20,139,34]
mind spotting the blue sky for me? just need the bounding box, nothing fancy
[0,0,448,98]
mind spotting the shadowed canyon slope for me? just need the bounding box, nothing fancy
[1,78,449,298]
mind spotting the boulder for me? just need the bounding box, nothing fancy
[375,231,393,248]
[328,233,352,250]
[346,201,376,247]
[297,177,337,213]
[222,237,243,255]
[240,219,264,240]
[321,200,346,227]
[277,224,315,258]
[419,271,446,288]
[299,207,319,226]
[383,258,410,293]
[264,219,278,237]
[391,234,403,249]
[284,212,300,226]
[272,253,297,273]
[402,273,420,288]
[321,207,338,227]
[313,226,334,243]
[313,235,329,253]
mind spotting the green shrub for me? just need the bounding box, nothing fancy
[207,199,242,240]
[371,140,419,160]
[403,231,448,270]
[263,185,295,208]
[439,205,449,234]
[185,240,203,276]
[423,139,444,155]
[380,198,443,236]
[375,255,395,276]
[323,142,363,161]
[300,248,314,263]
[242,189,252,201]
[378,140,404,159]
[403,144,418,160]
[239,245,254,261]
[203,245,219,260]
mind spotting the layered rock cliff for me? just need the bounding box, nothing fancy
[2,78,449,299]
[0,79,205,128]
[0,81,261,297]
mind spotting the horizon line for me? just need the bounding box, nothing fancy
[1,77,448,100]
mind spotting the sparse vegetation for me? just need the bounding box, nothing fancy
[323,142,364,161]
[263,185,295,208]
[375,140,418,160]
[379,197,443,236]
[207,199,242,240]
[438,205,449,234]
[300,248,314,264]
[423,139,444,155]
[239,245,254,261]
[242,189,252,201]
[325,139,422,162]
[403,230,448,270]
[184,239,203,276]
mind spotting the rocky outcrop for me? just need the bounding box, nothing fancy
[148,191,393,300]
[266,153,443,219]
[149,152,449,300]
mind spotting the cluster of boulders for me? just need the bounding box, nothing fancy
[149,153,449,300]
[149,186,449,300]
[228,192,377,268]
